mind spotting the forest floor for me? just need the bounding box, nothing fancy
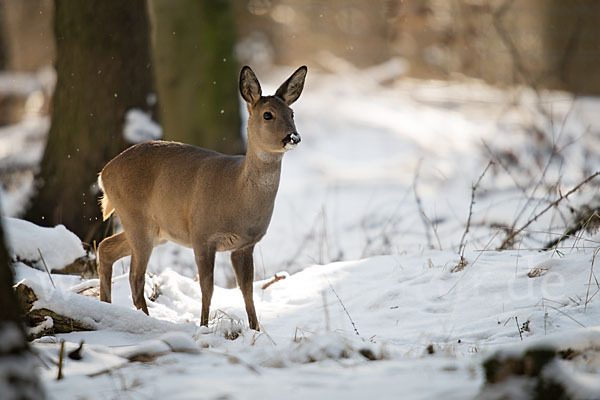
[3,61,600,399]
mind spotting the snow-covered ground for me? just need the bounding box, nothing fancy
[2,62,600,399]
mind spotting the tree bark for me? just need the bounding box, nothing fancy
[24,0,155,244]
[148,0,244,154]
[0,207,45,399]
[0,0,55,72]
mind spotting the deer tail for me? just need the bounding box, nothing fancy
[98,174,114,221]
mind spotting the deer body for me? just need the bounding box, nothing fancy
[97,66,307,331]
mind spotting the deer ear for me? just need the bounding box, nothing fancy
[239,66,262,105]
[275,66,307,105]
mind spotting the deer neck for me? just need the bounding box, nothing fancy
[241,140,283,193]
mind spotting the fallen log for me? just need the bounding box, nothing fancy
[15,283,94,339]
[52,255,98,278]
[479,328,600,399]
[14,279,186,339]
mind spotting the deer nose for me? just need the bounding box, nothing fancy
[282,132,301,148]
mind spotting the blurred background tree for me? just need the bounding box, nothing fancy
[23,0,156,244]
[0,0,597,244]
[233,0,600,94]
[148,0,244,154]
[0,0,54,125]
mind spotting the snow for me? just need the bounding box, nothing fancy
[0,321,25,352]
[0,67,55,99]
[12,245,600,399]
[0,321,43,400]
[20,277,193,335]
[0,116,48,216]
[547,361,600,400]
[1,62,600,398]
[35,340,128,378]
[26,316,53,338]
[3,216,86,272]
[123,108,162,144]
[480,327,600,399]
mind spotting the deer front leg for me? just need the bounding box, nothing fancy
[231,245,259,331]
[97,231,131,303]
[194,244,216,327]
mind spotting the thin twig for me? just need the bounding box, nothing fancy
[87,361,130,378]
[421,211,443,250]
[258,245,266,283]
[570,219,589,252]
[322,290,330,332]
[515,316,523,341]
[320,205,332,264]
[585,247,600,312]
[458,161,493,258]
[544,304,586,328]
[515,99,576,237]
[323,273,360,337]
[250,324,276,347]
[495,227,600,245]
[545,209,600,250]
[585,286,600,306]
[284,211,324,268]
[38,248,56,289]
[57,340,65,380]
[491,0,585,252]
[261,273,287,290]
[92,239,98,271]
[499,171,600,249]
[513,156,557,236]
[482,141,528,195]
[441,229,500,297]
[477,246,600,252]
[515,235,524,275]
[413,161,433,248]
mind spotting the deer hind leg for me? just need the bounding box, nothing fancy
[98,231,131,303]
[194,244,216,327]
[231,245,259,331]
[122,225,154,315]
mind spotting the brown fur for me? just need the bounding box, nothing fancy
[96,66,307,331]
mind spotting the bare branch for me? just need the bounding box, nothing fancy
[421,211,443,251]
[515,316,523,341]
[458,161,493,258]
[323,273,360,337]
[492,0,535,88]
[38,248,55,289]
[585,247,600,312]
[261,273,287,290]
[413,161,433,249]
[499,171,600,250]
[544,206,600,250]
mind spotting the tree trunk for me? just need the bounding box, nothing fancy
[24,0,156,245]
[0,210,45,399]
[148,0,244,154]
[0,0,55,72]
[544,0,600,95]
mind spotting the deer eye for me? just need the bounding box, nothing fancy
[263,112,273,120]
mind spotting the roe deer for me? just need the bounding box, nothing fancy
[97,65,307,331]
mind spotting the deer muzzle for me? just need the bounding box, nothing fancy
[282,132,301,150]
